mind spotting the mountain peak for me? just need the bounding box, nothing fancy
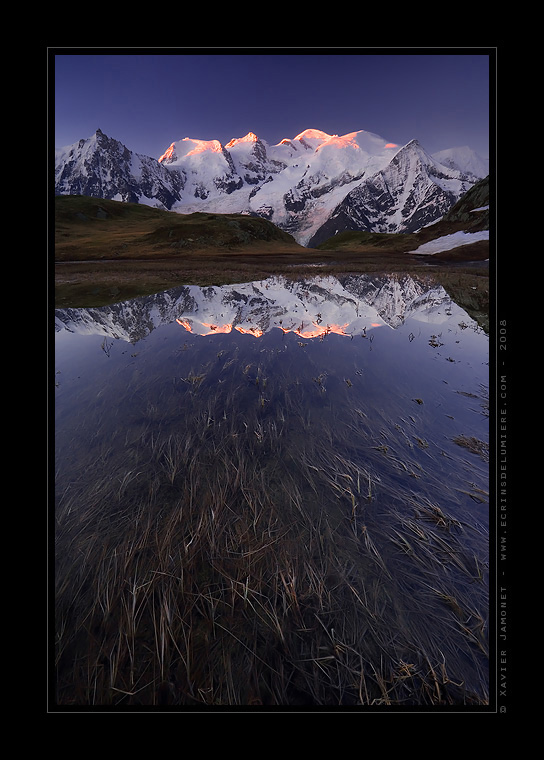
[432,146,489,179]
[225,132,259,148]
[158,137,225,163]
[94,128,113,146]
[294,128,333,142]
[183,137,224,156]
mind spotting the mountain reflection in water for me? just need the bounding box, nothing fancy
[54,274,490,708]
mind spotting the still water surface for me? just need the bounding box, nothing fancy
[54,274,489,707]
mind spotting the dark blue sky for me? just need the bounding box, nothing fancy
[53,49,492,160]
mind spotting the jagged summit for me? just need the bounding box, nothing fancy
[55,127,488,246]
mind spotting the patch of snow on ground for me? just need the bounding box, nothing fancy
[409,230,489,255]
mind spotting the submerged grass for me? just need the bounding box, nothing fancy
[54,342,489,708]
[453,435,490,462]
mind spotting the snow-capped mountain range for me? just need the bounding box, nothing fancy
[55,128,488,247]
[55,273,480,345]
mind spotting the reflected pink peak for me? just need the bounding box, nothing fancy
[235,326,264,337]
[280,322,350,339]
[176,319,383,338]
[201,322,233,334]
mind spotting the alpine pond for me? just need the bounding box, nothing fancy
[54,273,489,708]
